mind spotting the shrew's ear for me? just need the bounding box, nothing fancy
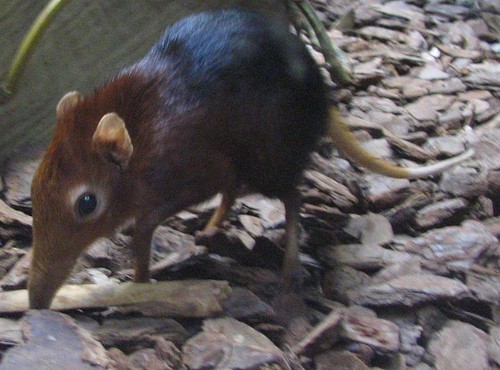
[92,113,133,170]
[56,91,82,119]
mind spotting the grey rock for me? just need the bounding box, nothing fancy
[398,220,497,272]
[360,174,411,209]
[423,136,467,157]
[340,313,400,353]
[93,317,188,350]
[348,274,470,306]
[359,26,409,43]
[0,318,21,347]
[316,350,370,370]
[351,96,403,114]
[370,258,422,285]
[414,198,469,229]
[344,213,394,246]
[417,65,449,80]
[0,310,111,370]
[222,287,276,321]
[417,305,449,340]
[428,78,467,94]
[428,320,489,370]
[440,166,489,198]
[320,243,413,271]
[129,338,184,370]
[466,271,500,304]
[323,265,371,303]
[304,170,358,210]
[489,326,500,366]
[182,317,285,369]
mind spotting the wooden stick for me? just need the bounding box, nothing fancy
[0,280,231,317]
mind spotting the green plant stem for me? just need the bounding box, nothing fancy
[2,0,72,97]
[293,0,353,86]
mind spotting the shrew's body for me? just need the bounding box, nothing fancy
[29,9,473,309]
[29,9,328,308]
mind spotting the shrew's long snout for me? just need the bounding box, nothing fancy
[28,247,78,309]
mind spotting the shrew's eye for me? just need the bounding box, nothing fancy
[77,193,98,218]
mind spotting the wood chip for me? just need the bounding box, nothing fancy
[0,280,231,316]
[340,313,400,353]
[182,317,286,369]
[0,310,111,370]
[348,274,471,306]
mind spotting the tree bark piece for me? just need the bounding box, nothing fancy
[428,320,490,370]
[348,274,470,306]
[0,280,231,316]
[0,310,111,370]
[182,317,286,369]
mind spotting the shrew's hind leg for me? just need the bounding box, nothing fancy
[203,189,237,233]
[282,192,304,286]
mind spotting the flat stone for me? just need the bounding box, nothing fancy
[315,350,370,370]
[405,98,438,121]
[323,265,371,303]
[366,111,410,137]
[360,138,394,159]
[437,44,483,61]
[344,213,394,246]
[238,215,264,237]
[471,99,491,116]
[0,200,32,241]
[417,306,449,340]
[398,221,497,273]
[93,317,188,350]
[348,274,470,306]
[426,3,472,17]
[417,65,449,80]
[320,243,413,271]
[387,135,436,161]
[398,321,425,366]
[440,166,489,198]
[382,76,416,89]
[129,338,183,370]
[403,84,429,99]
[2,153,41,213]
[414,198,469,229]
[353,58,385,82]
[429,78,467,94]
[0,246,25,280]
[0,253,30,290]
[0,310,111,370]
[458,90,493,101]
[304,170,358,210]
[360,174,411,209]
[222,287,276,321]
[466,271,500,304]
[370,257,422,285]
[0,318,22,347]
[438,102,468,130]
[359,26,409,43]
[467,127,500,171]
[489,326,500,366]
[340,313,400,353]
[372,2,425,23]
[352,96,403,115]
[182,317,285,369]
[463,62,500,90]
[428,320,489,370]
[423,136,466,157]
[237,195,285,229]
